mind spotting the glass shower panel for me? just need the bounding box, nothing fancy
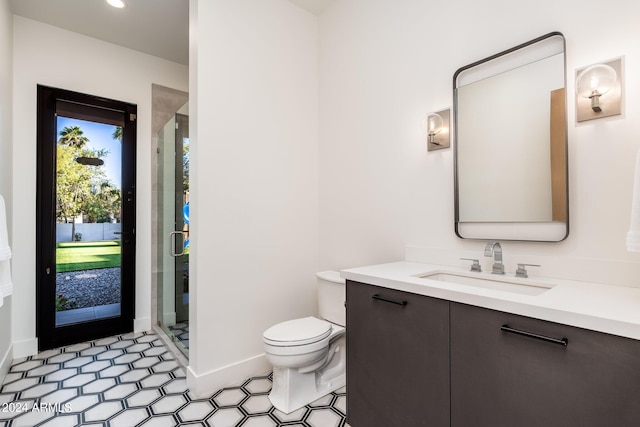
[156,104,189,357]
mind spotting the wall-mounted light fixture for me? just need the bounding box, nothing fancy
[576,57,623,122]
[422,109,450,151]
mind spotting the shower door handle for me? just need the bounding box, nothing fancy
[169,231,185,257]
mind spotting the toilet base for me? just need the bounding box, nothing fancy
[268,336,346,414]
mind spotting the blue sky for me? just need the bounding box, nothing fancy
[57,116,122,189]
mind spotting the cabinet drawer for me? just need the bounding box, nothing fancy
[346,281,449,427]
[451,302,640,427]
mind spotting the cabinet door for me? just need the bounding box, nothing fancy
[346,281,449,427]
[451,302,640,427]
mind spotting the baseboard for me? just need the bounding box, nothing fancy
[187,353,271,398]
[12,338,37,358]
[0,342,12,385]
[134,317,152,333]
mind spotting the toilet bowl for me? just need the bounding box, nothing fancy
[263,271,346,414]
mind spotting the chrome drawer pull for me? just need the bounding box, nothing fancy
[372,294,408,306]
[501,325,568,347]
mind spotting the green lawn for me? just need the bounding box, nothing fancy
[56,240,121,273]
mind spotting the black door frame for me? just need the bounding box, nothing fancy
[36,85,137,350]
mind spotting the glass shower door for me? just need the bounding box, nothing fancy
[157,108,189,357]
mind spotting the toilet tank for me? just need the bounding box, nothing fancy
[317,270,346,326]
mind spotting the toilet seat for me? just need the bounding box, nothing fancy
[263,317,332,347]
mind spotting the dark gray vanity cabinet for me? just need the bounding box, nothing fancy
[346,281,450,427]
[450,302,640,427]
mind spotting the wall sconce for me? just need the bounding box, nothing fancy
[422,109,450,151]
[576,57,623,122]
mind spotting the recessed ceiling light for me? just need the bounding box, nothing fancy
[106,0,126,8]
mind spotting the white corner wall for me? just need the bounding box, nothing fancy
[0,0,13,381]
[318,0,640,285]
[12,16,188,356]
[188,0,319,396]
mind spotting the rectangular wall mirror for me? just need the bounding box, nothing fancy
[454,32,568,242]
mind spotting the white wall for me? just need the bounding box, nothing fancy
[319,0,640,286]
[0,0,13,381]
[188,0,319,395]
[12,16,188,356]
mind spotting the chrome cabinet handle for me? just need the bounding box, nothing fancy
[372,294,408,306]
[169,231,185,257]
[501,324,568,347]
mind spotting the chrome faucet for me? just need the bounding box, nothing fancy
[484,242,505,275]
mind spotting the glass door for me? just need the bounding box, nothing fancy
[37,86,136,350]
[157,106,189,357]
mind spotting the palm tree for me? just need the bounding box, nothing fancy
[58,126,89,147]
[112,126,122,142]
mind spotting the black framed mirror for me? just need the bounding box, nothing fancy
[454,32,568,242]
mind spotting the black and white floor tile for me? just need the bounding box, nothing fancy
[0,332,347,427]
[168,322,190,351]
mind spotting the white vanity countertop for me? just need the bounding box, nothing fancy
[341,261,640,340]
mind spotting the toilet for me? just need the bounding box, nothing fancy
[263,270,346,414]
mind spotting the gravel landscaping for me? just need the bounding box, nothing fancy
[56,267,121,310]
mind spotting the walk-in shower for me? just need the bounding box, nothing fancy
[152,84,189,359]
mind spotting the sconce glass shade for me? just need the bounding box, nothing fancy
[576,58,623,121]
[423,113,444,137]
[576,64,617,99]
[423,109,450,151]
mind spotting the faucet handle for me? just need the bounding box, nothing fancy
[515,263,541,279]
[460,258,482,272]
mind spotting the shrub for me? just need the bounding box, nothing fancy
[56,294,78,312]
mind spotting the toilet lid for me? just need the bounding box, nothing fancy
[263,317,332,346]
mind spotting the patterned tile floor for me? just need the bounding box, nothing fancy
[0,332,347,427]
[168,322,190,351]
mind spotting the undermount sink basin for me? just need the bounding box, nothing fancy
[418,271,554,296]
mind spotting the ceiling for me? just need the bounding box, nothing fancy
[11,0,190,65]
[10,0,337,66]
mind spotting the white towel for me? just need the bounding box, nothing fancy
[0,194,12,302]
[627,149,640,252]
